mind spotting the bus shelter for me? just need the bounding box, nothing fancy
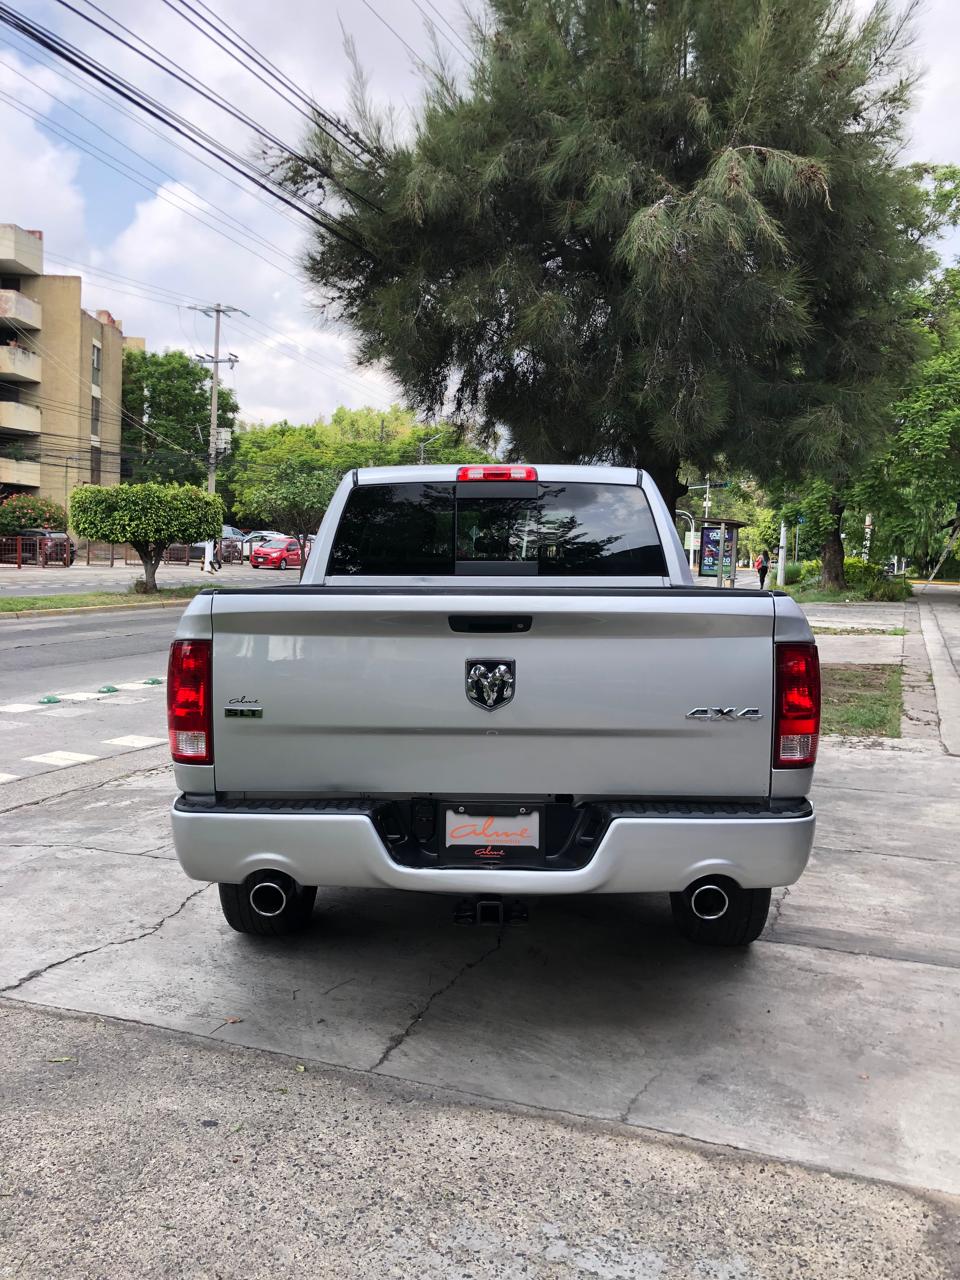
[698,518,748,588]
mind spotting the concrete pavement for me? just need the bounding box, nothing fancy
[2,1000,956,1280]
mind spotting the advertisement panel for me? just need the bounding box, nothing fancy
[699,526,734,577]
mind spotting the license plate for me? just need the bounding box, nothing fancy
[444,807,540,864]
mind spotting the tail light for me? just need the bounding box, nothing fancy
[774,643,820,768]
[167,639,212,764]
[457,465,538,481]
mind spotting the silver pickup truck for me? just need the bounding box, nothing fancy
[168,464,819,947]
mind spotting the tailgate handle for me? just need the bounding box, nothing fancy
[448,615,532,634]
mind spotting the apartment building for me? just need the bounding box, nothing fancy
[0,223,142,507]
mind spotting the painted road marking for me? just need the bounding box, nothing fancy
[104,735,166,749]
[0,704,46,714]
[0,772,20,784]
[25,751,100,767]
[115,681,165,691]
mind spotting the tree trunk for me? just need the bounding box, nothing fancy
[137,547,158,592]
[820,498,846,591]
[643,460,687,520]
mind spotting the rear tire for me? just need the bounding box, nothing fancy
[218,873,317,936]
[670,880,771,946]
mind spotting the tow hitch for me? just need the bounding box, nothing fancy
[453,895,529,927]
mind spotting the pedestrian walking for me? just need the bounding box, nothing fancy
[756,549,770,589]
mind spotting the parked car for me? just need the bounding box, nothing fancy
[249,537,303,570]
[240,530,286,560]
[168,464,820,946]
[188,526,248,559]
[0,528,77,565]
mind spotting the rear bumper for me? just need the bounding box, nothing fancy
[171,798,815,894]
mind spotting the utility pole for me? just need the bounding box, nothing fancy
[189,303,246,492]
[777,520,788,587]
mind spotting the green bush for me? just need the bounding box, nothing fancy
[842,557,884,589]
[0,492,68,534]
[784,561,803,585]
[867,576,913,601]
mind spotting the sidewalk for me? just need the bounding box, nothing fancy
[0,560,267,597]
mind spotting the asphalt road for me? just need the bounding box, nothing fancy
[0,608,174,783]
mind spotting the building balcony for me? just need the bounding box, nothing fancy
[0,401,41,435]
[0,225,43,276]
[0,344,41,382]
[0,289,41,330]
[0,457,42,489]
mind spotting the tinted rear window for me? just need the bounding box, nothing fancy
[328,482,666,577]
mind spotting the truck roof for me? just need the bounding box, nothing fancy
[354,464,645,486]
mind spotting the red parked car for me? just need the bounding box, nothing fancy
[249,538,303,571]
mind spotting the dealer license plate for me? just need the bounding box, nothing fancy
[443,807,541,865]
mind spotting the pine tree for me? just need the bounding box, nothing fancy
[280,0,932,583]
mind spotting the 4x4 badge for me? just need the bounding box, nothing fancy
[466,660,516,712]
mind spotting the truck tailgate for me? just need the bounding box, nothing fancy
[209,591,775,798]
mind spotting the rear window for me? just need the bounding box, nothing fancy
[328,481,666,577]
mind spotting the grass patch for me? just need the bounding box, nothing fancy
[820,664,902,738]
[0,585,204,613]
[812,626,908,636]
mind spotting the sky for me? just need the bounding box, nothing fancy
[1,0,958,428]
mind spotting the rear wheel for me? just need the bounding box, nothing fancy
[218,873,317,936]
[670,878,771,946]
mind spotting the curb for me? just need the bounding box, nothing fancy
[918,602,960,756]
[0,598,196,621]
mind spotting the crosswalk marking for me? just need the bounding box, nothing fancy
[0,772,20,784]
[25,751,100,767]
[0,703,45,714]
[104,735,166,748]
[115,681,164,691]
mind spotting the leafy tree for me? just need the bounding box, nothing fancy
[856,293,960,572]
[70,483,223,591]
[234,465,340,577]
[225,406,488,516]
[0,492,68,534]
[275,0,934,575]
[122,349,239,485]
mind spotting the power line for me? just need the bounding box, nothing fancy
[358,0,436,75]
[164,0,371,168]
[0,29,312,238]
[60,0,381,212]
[407,0,473,59]
[0,62,303,270]
[191,0,377,163]
[0,89,305,282]
[419,0,473,57]
[3,317,202,459]
[0,3,368,252]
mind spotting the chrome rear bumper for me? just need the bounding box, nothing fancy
[171,798,814,894]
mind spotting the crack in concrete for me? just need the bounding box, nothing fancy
[768,885,790,931]
[620,1067,667,1123]
[0,842,174,862]
[0,883,211,996]
[370,933,503,1072]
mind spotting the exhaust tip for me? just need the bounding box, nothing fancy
[249,880,287,918]
[690,883,729,921]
